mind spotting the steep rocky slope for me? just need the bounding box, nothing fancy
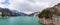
[38,3,60,18]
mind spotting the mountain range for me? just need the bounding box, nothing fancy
[0,7,28,17]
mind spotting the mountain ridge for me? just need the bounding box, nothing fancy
[0,7,28,17]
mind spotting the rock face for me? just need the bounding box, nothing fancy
[46,3,60,16]
[0,8,12,17]
[38,3,60,25]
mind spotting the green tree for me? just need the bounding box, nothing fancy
[38,10,51,19]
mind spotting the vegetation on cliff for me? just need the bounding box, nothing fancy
[38,3,60,19]
[38,9,52,19]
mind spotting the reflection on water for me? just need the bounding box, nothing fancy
[0,16,43,25]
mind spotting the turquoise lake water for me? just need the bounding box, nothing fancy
[0,16,43,25]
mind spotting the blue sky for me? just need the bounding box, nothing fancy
[0,0,60,14]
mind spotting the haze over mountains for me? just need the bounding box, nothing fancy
[0,7,28,17]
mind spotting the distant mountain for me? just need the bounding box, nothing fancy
[0,7,28,17]
[28,12,39,16]
[11,10,28,16]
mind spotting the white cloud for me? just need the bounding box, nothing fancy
[0,0,5,2]
[23,12,34,14]
[8,0,50,12]
[0,0,60,14]
[0,0,6,8]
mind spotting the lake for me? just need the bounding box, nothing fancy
[0,16,43,25]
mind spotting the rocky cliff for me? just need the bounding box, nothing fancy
[38,3,60,25]
[38,3,60,18]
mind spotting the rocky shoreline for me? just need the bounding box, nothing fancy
[39,18,55,25]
